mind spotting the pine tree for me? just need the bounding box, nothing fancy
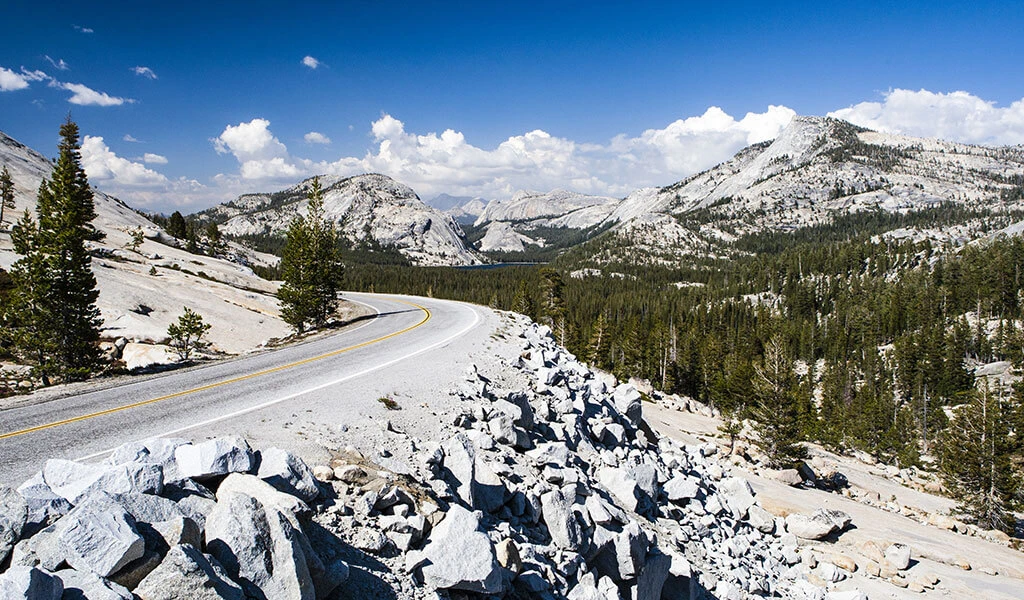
[166,210,187,239]
[0,165,15,226]
[939,383,1021,533]
[278,177,344,333]
[749,334,806,467]
[3,117,103,383]
[584,312,609,366]
[167,307,212,361]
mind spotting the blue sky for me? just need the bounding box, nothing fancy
[2,1,1024,212]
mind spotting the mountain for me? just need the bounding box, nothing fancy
[205,174,483,266]
[474,189,620,229]
[0,130,291,366]
[427,193,488,225]
[579,116,1024,265]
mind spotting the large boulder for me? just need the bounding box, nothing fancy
[54,569,133,600]
[540,488,582,550]
[411,505,506,594]
[41,459,163,505]
[663,474,701,502]
[719,477,756,518]
[611,384,642,425]
[256,448,321,503]
[133,544,244,600]
[440,434,505,512]
[109,439,191,483]
[0,566,63,599]
[174,438,254,481]
[16,473,71,530]
[55,500,146,577]
[1,485,28,564]
[785,509,851,541]
[204,491,315,600]
[597,467,641,512]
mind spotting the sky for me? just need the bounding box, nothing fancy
[2,1,1024,213]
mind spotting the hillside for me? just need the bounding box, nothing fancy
[201,174,483,266]
[0,130,293,372]
[581,116,1024,265]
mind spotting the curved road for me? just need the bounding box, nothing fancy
[0,293,490,486]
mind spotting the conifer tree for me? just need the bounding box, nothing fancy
[0,165,14,226]
[4,117,103,383]
[939,383,1021,533]
[279,177,344,333]
[167,307,212,361]
[166,210,187,239]
[749,334,806,467]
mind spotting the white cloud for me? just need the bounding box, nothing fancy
[131,66,157,80]
[143,153,168,164]
[20,68,50,82]
[81,136,168,187]
[123,134,140,143]
[44,56,69,71]
[59,82,133,106]
[73,25,93,34]
[304,131,331,145]
[0,66,30,91]
[829,89,1024,146]
[213,118,300,180]
[302,56,320,69]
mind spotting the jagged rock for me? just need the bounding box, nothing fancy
[109,550,162,590]
[205,492,315,600]
[495,539,522,573]
[785,509,850,541]
[16,472,71,529]
[719,477,756,518]
[134,544,245,600]
[109,439,190,483]
[332,465,366,483]
[257,448,321,503]
[611,383,642,425]
[0,566,63,599]
[174,437,254,481]
[540,488,582,550]
[746,504,776,534]
[765,468,804,487]
[636,550,672,600]
[0,485,28,564]
[884,543,911,570]
[440,434,505,512]
[412,505,506,594]
[56,500,146,577]
[216,474,309,520]
[151,516,203,551]
[40,459,163,506]
[598,467,641,512]
[584,495,615,525]
[663,474,700,502]
[55,568,133,600]
[311,466,334,482]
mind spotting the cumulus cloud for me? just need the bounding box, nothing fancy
[207,108,797,199]
[44,56,69,71]
[302,56,320,69]
[213,118,301,180]
[73,25,93,34]
[304,131,331,144]
[59,82,133,106]
[81,136,168,187]
[143,153,168,164]
[829,89,1024,146]
[131,66,157,79]
[0,66,30,91]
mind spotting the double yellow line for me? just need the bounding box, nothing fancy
[0,300,431,440]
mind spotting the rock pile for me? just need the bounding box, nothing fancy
[0,436,348,600]
[1,319,867,599]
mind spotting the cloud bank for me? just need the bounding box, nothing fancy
[829,89,1024,146]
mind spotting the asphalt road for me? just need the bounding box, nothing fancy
[0,293,487,487]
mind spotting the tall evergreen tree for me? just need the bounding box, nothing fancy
[0,165,14,226]
[3,117,103,383]
[166,210,187,239]
[939,384,1021,533]
[749,334,806,467]
[278,177,344,333]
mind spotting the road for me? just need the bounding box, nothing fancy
[0,293,491,487]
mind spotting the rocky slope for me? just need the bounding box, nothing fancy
[587,116,1024,264]
[0,313,887,600]
[205,174,483,266]
[471,189,619,253]
[0,130,293,375]
[428,193,488,225]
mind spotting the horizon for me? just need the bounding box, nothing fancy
[3,1,1024,213]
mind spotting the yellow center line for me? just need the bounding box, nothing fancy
[0,299,431,440]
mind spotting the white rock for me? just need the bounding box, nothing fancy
[55,501,145,577]
[1,485,28,564]
[416,505,506,594]
[0,566,63,599]
[540,488,582,550]
[884,543,911,570]
[134,544,245,600]
[256,448,320,503]
[597,467,640,512]
[54,569,133,600]
[175,437,254,481]
[663,474,700,502]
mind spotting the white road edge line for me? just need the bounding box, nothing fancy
[78,299,482,462]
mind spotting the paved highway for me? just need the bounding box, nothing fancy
[0,293,490,486]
